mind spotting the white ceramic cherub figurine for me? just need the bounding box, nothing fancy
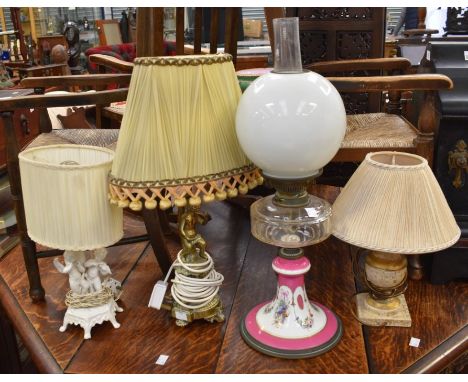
[82,248,112,293]
[53,251,86,294]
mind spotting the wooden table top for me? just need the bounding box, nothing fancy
[0,185,466,373]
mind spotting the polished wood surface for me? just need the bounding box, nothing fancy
[365,277,468,373]
[0,185,466,373]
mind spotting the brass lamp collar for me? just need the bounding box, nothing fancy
[279,247,304,259]
[263,171,322,208]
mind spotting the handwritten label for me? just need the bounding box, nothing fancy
[409,337,421,348]
[175,310,189,321]
[155,355,169,366]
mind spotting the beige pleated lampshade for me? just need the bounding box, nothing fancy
[109,54,261,212]
[332,152,460,254]
[19,145,123,251]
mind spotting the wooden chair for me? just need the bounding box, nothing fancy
[263,10,451,167]
[0,74,174,302]
[90,7,267,74]
[326,73,452,167]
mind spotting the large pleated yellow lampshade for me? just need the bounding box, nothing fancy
[19,145,123,251]
[332,151,460,254]
[109,54,261,211]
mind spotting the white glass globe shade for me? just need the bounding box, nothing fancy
[236,71,347,179]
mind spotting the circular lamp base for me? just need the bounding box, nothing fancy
[240,301,342,359]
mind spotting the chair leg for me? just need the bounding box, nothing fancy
[1,111,45,302]
[141,208,173,275]
[408,255,425,281]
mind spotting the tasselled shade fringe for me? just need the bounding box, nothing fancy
[108,54,262,211]
[332,151,460,254]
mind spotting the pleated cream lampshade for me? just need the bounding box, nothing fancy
[108,54,261,211]
[19,145,123,251]
[332,151,460,254]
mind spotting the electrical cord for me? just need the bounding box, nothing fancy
[163,250,224,310]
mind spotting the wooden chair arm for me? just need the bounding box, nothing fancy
[305,58,412,73]
[328,74,453,93]
[18,64,67,74]
[3,62,32,69]
[0,88,128,111]
[20,74,131,89]
[89,54,134,74]
[403,28,439,37]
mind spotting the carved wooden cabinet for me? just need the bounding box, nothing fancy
[285,8,386,64]
[286,7,386,113]
[422,41,468,283]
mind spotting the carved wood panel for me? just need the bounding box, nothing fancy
[299,32,327,64]
[336,32,373,59]
[296,7,373,21]
[286,7,386,113]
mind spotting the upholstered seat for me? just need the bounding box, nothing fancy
[26,129,120,151]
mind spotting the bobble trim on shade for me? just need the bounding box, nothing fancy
[109,168,263,211]
[134,53,233,67]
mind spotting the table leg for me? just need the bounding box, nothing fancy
[141,208,173,275]
[1,111,45,302]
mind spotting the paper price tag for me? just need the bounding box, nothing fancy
[148,280,168,310]
[155,355,169,366]
[175,310,189,321]
[409,337,421,348]
[426,50,431,61]
[464,51,468,61]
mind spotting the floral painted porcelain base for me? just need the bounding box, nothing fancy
[240,255,342,359]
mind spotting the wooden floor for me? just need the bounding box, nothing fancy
[0,185,466,373]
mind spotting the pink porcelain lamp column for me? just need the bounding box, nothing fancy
[235,17,347,358]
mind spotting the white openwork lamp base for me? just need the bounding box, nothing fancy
[60,299,123,339]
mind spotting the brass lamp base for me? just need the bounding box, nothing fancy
[355,293,411,327]
[158,202,225,326]
[162,294,225,326]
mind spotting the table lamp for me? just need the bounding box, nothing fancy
[333,151,461,327]
[19,144,124,339]
[108,54,261,326]
[235,17,347,358]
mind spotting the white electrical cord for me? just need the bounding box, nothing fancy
[163,250,224,310]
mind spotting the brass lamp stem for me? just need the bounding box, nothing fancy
[263,171,322,208]
[354,250,408,311]
[177,202,211,266]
